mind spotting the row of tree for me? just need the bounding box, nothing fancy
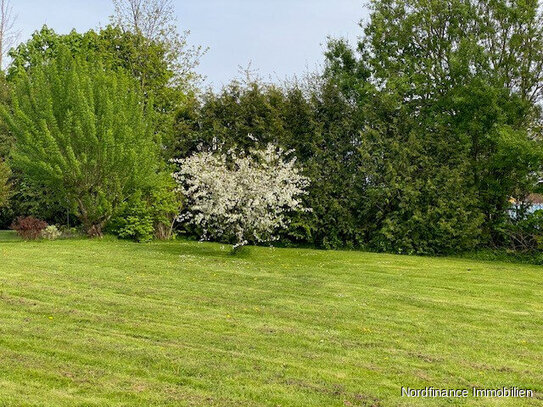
[0,0,542,254]
[177,0,543,253]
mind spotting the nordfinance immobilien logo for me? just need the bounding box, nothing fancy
[401,387,534,399]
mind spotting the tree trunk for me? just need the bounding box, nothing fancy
[87,224,104,238]
[76,197,106,238]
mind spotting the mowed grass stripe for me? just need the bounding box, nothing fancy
[0,232,541,406]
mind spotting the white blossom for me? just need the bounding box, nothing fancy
[172,143,310,249]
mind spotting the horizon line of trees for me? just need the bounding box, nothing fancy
[0,0,542,254]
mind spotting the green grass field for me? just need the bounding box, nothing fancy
[0,231,541,406]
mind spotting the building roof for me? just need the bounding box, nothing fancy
[526,194,543,205]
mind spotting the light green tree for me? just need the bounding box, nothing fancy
[1,47,161,236]
[0,159,9,207]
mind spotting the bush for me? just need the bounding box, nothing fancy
[107,177,182,243]
[107,198,155,243]
[10,216,48,240]
[41,225,62,240]
[173,144,310,249]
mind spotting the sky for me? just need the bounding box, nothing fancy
[12,0,368,88]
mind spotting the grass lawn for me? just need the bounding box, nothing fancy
[0,231,541,406]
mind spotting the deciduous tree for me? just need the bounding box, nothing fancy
[324,0,543,252]
[173,144,310,249]
[1,48,161,236]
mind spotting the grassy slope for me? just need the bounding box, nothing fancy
[0,231,541,407]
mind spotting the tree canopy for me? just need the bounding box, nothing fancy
[321,0,543,252]
[1,47,160,236]
[0,0,542,252]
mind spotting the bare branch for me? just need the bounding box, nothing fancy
[111,0,206,89]
[112,0,175,41]
[0,0,19,69]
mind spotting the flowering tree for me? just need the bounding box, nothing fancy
[172,144,310,249]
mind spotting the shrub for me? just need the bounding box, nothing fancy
[114,214,155,243]
[173,143,310,249]
[41,225,62,241]
[10,216,48,240]
[107,198,155,243]
[107,179,181,243]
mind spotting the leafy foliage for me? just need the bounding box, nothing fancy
[177,2,543,253]
[8,24,198,159]
[146,175,183,240]
[108,198,155,243]
[321,0,543,253]
[498,210,543,252]
[10,216,47,240]
[175,79,366,249]
[41,225,62,241]
[0,159,10,207]
[1,47,160,236]
[111,0,204,90]
[107,178,181,242]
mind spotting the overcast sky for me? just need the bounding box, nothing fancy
[12,0,368,88]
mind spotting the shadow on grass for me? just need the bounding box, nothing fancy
[144,238,244,261]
